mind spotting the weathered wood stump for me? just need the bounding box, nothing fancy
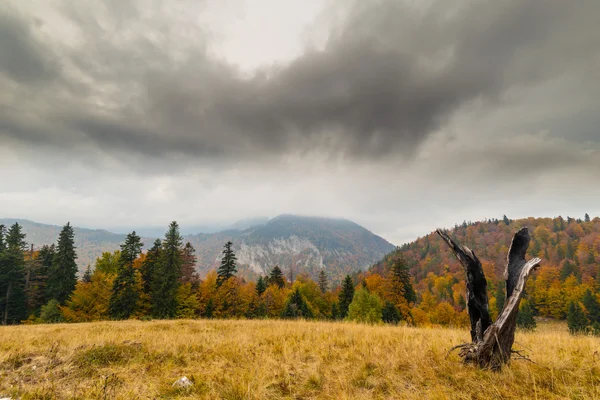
[437,227,541,370]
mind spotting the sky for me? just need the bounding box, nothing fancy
[1,0,599,245]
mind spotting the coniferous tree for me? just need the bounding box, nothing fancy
[516,300,536,330]
[281,288,313,319]
[585,213,591,222]
[388,255,416,304]
[318,270,328,293]
[268,266,285,288]
[217,241,237,287]
[382,301,401,324]
[582,289,600,324]
[503,215,510,225]
[152,222,183,319]
[82,265,93,283]
[0,223,28,324]
[495,283,506,315]
[181,242,199,285]
[109,231,143,319]
[255,276,267,296]
[567,301,588,334]
[140,239,161,295]
[338,275,355,319]
[331,302,340,320]
[46,223,78,304]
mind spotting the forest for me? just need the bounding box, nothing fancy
[1,215,599,335]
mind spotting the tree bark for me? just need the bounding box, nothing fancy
[437,227,541,370]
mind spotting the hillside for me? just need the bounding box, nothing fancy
[0,215,394,282]
[1,319,596,399]
[370,215,600,321]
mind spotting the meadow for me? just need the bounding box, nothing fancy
[1,320,599,399]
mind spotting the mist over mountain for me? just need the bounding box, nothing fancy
[0,215,394,282]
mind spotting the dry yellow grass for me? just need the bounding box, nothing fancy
[1,319,599,399]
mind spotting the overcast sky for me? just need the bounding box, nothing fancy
[1,0,599,244]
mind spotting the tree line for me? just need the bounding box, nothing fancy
[0,221,415,326]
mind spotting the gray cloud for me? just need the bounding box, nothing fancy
[2,0,598,162]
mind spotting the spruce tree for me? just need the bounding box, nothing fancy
[516,300,536,331]
[268,266,285,288]
[318,270,328,293]
[82,265,93,283]
[217,241,237,287]
[281,288,313,319]
[495,283,506,315]
[388,255,416,304]
[152,222,183,319]
[582,289,600,324]
[338,275,355,319]
[382,301,401,324]
[567,301,589,334]
[46,223,78,304]
[0,223,28,324]
[255,276,267,296]
[181,242,199,285]
[585,213,591,222]
[109,231,143,320]
[140,239,161,295]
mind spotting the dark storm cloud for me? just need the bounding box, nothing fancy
[0,10,60,84]
[1,0,599,161]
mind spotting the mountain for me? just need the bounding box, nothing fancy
[0,215,395,282]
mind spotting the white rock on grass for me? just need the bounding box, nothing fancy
[172,376,193,388]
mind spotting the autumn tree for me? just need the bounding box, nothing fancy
[95,251,121,275]
[268,266,285,288]
[62,271,114,322]
[346,287,382,324]
[46,223,78,304]
[318,270,328,293]
[0,223,28,324]
[217,241,237,287]
[338,275,355,319]
[176,283,200,318]
[152,222,183,319]
[109,231,143,319]
[181,242,199,285]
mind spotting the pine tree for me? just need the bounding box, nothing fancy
[582,289,600,324]
[495,283,506,315]
[140,239,161,295]
[255,276,267,296]
[268,266,285,288]
[388,255,416,304]
[46,223,78,304]
[217,241,237,287]
[318,270,328,293]
[503,215,510,225]
[109,231,143,319]
[181,242,199,285]
[516,300,536,330]
[152,222,183,319]
[567,301,589,335]
[0,223,28,324]
[82,265,93,283]
[281,288,313,319]
[382,301,401,324]
[585,213,591,222]
[338,275,355,319]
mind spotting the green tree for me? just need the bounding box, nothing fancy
[82,265,93,283]
[109,231,143,320]
[152,222,183,319]
[217,241,237,287]
[516,300,536,331]
[175,282,200,319]
[255,276,267,296]
[338,275,355,319]
[567,301,589,335]
[585,213,591,222]
[181,242,199,285]
[346,287,382,324]
[388,255,416,304]
[495,283,506,315]
[281,288,313,319]
[0,223,28,324]
[38,299,64,323]
[268,266,285,288]
[582,289,600,324]
[140,239,161,295]
[318,270,328,293]
[95,251,121,275]
[382,301,401,324]
[46,223,78,304]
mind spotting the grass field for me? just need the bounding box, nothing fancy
[1,320,599,399]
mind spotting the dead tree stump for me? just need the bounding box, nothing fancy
[437,227,541,370]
